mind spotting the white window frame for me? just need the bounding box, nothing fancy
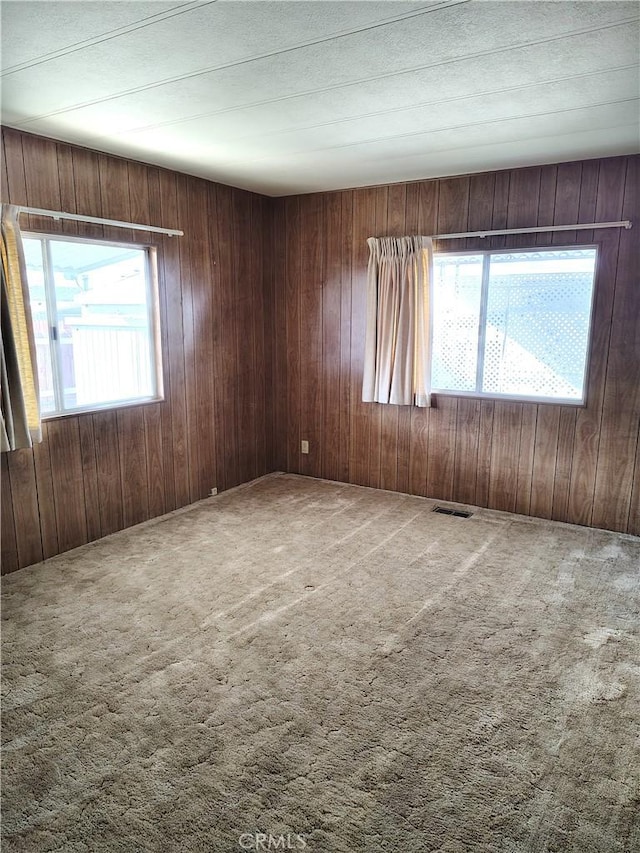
[430,244,599,406]
[24,231,164,419]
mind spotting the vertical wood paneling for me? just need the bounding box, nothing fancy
[1,132,10,203]
[552,408,577,522]
[505,166,540,249]
[276,155,638,535]
[592,157,639,532]
[338,192,353,484]
[127,161,150,231]
[298,194,324,479]
[285,196,301,474]
[3,129,28,207]
[529,407,561,520]
[225,194,242,480]
[323,192,342,483]
[148,170,175,512]
[99,155,133,245]
[232,189,255,486]
[31,424,59,558]
[252,195,267,480]
[536,165,557,247]
[568,160,626,526]
[489,404,522,513]
[427,178,467,500]
[1,455,18,574]
[349,188,376,487]
[475,402,495,508]
[129,161,171,517]
[261,197,276,472]
[408,181,438,497]
[47,418,88,552]
[56,143,78,227]
[7,450,43,567]
[176,174,198,502]
[272,199,288,472]
[526,163,578,520]
[191,177,217,496]
[489,170,510,250]
[629,441,640,536]
[143,404,166,520]
[363,187,389,489]
[2,133,637,573]
[78,416,101,543]
[117,408,149,528]
[367,187,389,491]
[72,146,104,239]
[22,134,62,234]
[93,410,123,537]
[515,405,537,517]
[453,399,480,506]
[466,171,495,254]
[544,165,581,522]
[396,184,419,496]
[159,169,189,507]
[2,129,270,572]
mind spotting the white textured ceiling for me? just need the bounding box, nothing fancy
[1,0,639,196]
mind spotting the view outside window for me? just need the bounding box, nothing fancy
[432,248,597,403]
[24,235,160,416]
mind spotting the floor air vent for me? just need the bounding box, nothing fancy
[433,506,473,518]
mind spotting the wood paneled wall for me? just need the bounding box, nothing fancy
[2,133,638,576]
[1,128,275,573]
[272,155,640,535]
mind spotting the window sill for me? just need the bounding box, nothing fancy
[431,390,587,408]
[41,395,165,421]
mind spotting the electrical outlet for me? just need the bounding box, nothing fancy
[301,440,309,454]
[210,487,218,496]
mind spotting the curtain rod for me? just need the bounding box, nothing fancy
[15,205,183,237]
[428,220,632,240]
[14,209,632,241]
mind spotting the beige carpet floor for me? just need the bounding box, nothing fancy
[2,473,639,853]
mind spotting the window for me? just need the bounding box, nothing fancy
[24,234,162,417]
[431,247,597,404]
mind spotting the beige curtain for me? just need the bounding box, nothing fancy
[1,204,41,451]
[362,236,432,407]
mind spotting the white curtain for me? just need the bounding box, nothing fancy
[362,236,432,407]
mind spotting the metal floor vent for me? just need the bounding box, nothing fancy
[433,506,473,518]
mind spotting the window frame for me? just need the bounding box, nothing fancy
[430,243,599,407]
[24,230,164,420]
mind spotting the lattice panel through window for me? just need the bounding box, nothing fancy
[482,271,593,398]
[432,256,482,392]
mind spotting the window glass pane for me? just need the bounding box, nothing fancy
[23,238,56,414]
[47,239,156,411]
[432,254,483,391]
[482,249,596,400]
